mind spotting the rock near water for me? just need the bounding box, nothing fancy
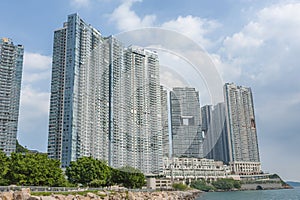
[0,188,201,200]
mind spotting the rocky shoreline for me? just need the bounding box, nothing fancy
[0,188,202,200]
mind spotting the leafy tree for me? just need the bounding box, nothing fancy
[16,140,29,153]
[212,178,241,191]
[0,150,9,185]
[66,157,111,187]
[5,153,67,186]
[112,166,146,189]
[190,179,215,192]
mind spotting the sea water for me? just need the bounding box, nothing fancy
[197,187,300,200]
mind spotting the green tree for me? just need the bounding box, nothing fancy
[190,179,215,192]
[212,178,241,191]
[65,157,111,187]
[0,150,9,185]
[112,166,146,189]
[6,153,67,186]
[15,140,29,153]
[172,183,189,191]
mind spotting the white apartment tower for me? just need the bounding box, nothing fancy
[48,14,163,174]
[224,83,260,163]
[0,38,23,155]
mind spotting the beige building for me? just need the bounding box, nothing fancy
[230,161,261,175]
[162,157,231,181]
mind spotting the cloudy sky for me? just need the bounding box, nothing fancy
[1,0,299,181]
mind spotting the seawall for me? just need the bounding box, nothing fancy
[241,183,284,190]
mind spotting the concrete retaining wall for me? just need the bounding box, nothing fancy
[241,183,283,190]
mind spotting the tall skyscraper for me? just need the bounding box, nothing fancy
[170,87,203,158]
[160,86,169,158]
[48,14,107,167]
[224,83,260,163]
[48,14,162,174]
[202,103,230,163]
[110,46,162,174]
[0,38,24,155]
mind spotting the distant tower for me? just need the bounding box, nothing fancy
[224,83,260,162]
[170,87,203,158]
[224,83,261,175]
[0,38,24,155]
[160,86,169,158]
[202,103,230,163]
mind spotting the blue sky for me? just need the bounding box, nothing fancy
[1,0,300,181]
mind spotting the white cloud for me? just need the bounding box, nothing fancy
[18,85,50,151]
[22,71,51,84]
[210,53,241,82]
[24,52,52,71]
[19,85,50,119]
[110,0,220,49]
[219,2,300,84]
[110,0,156,31]
[162,15,220,48]
[70,0,90,8]
[218,2,300,180]
[18,52,52,151]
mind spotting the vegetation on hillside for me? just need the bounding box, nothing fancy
[190,179,214,192]
[190,178,241,191]
[172,183,189,191]
[212,178,241,191]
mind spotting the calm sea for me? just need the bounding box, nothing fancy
[196,187,300,200]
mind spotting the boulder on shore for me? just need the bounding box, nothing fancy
[0,188,201,200]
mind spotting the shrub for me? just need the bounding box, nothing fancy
[172,183,189,191]
[190,180,215,192]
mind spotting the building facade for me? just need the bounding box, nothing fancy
[0,38,23,155]
[160,86,169,158]
[163,157,230,181]
[202,103,230,164]
[48,14,162,174]
[224,83,261,174]
[109,46,163,174]
[48,14,107,166]
[170,87,203,158]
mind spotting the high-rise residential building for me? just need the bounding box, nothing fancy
[0,38,24,155]
[48,14,107,167]
[110,46,162,174]
[202,103,230,163]
[224,83,260,174]
[48,14,163,174]
[170,87,203,158]
[160,86,169,158]
[224,83,260,162]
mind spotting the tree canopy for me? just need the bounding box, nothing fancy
[212,178,241,191]
[0,151,9,185]
[66,157,111,187]
[5,153,67,186]
[112,166,146,189]
[0,151,145,188]
[66,157,146,189]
